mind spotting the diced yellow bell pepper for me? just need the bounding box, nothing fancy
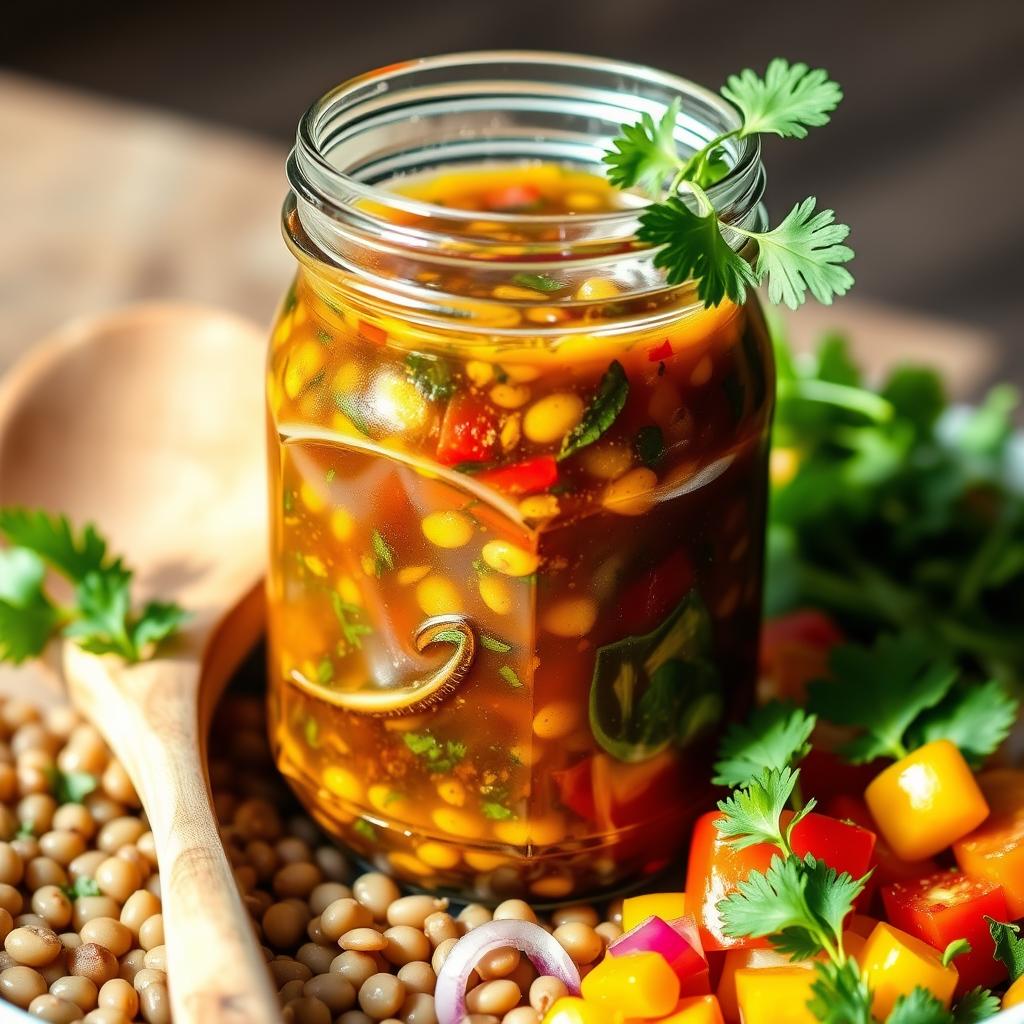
[859,922,958,1019]
[864,740,989,860]
[734,965,817,1024]
[655,995,725,1024]
[622,892,687,933]
[581,951,680,1019]
[1004,975,1024,1009]
[715,948,794,1022]
[541,997,620,1024]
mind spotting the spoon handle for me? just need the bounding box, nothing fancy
[64,650,279,1024]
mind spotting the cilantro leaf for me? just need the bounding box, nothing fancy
[808,958,873,1024]
[402,732,467,774]
[330,594,373,651]
[802,856,867,943]
[807,634,958,762]
[952,988,1000,1023]
[986,917,1024,983]
[722,59,843,139]
[0,548,59,664]
[50,769,98,805]
[559,361,630,460]
[61,876,101,901]
[481,802,514,821]
[0,508,109,581]
[603,98,683,194]
[499,665,523,689]
[713,701,815,787]
[886,987,955,1024]
[719,854,819,946]
[715,766,810,850]
[634,425,665,467]
[405,354,455,401]
[479,633,512,654]
[0,509,186,664]
[370,530,396,577]
[910,680,1018,766]
[129,601,188,655]
[741,198,854,309]
[510,273,566,294]
[65,568,134,659]
[636,194,757,306]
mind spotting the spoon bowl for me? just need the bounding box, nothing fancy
[0,304,277,1023]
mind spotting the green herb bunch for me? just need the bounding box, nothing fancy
[604,59,853,309]
[0,508,186,664]
[767,329,1024,690]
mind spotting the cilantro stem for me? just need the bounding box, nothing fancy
[675,128,740,186]
[776,378,893,423]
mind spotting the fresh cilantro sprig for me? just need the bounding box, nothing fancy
[605,59,853,309]
[807,633,1018,764]
[713,700,815,788]
[0,508,187,665]
[716,765,814,852]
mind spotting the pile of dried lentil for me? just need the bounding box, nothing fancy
[0,691,626,1023]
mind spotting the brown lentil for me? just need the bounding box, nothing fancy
[50,974,98,1010]
[31,887,72,931]
[353,874,401,921]
[1,964,49,1007]
[27,992,83,1022]
[6,925,63,967]
[80,920,132,958]
[68,944,118,987]
[396,962,435,995]
[340,928,388,953]
[466,980,522,1016]
[358,973,405,1020]
[99,978,139,1018]
[331,950,380,990]
[304,973,356,1013]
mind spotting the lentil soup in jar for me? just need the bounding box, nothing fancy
[267,53,773,902]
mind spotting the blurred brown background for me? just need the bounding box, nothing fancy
[2,0,1024,385]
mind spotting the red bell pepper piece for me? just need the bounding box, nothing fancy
[649,339,674,362]
[436,393,498,466]
[882,871,1009,993]
[483,183,543,212]
[478,455,558,495]
[787,810,876,882]
[684,811,777,952]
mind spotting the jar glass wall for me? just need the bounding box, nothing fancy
[266,52,774,902]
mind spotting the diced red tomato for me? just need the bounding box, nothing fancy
[617,549,696,636]
[824,794,940,891]
[483,183,542,211]
[649,339,674,362]
[552,758,597,823]
[436,393,498,466]
[954,770,1024,917]
[882,871,1008,993]
[478,455,557,495]
[759,610,843,702]
[684,811,777,952]
[357,320,388,346]
[786,810,876,882]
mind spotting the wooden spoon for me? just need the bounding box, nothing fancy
[0,305,278,1023]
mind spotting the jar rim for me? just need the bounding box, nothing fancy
[290,50,762,235]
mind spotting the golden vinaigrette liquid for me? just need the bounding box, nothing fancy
[266,165,773,902]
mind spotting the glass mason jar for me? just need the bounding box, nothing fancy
[266,52,774,903]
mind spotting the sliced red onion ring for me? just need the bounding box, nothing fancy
[436,918,582,1024]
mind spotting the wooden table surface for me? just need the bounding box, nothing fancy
[0,71,1009,699]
